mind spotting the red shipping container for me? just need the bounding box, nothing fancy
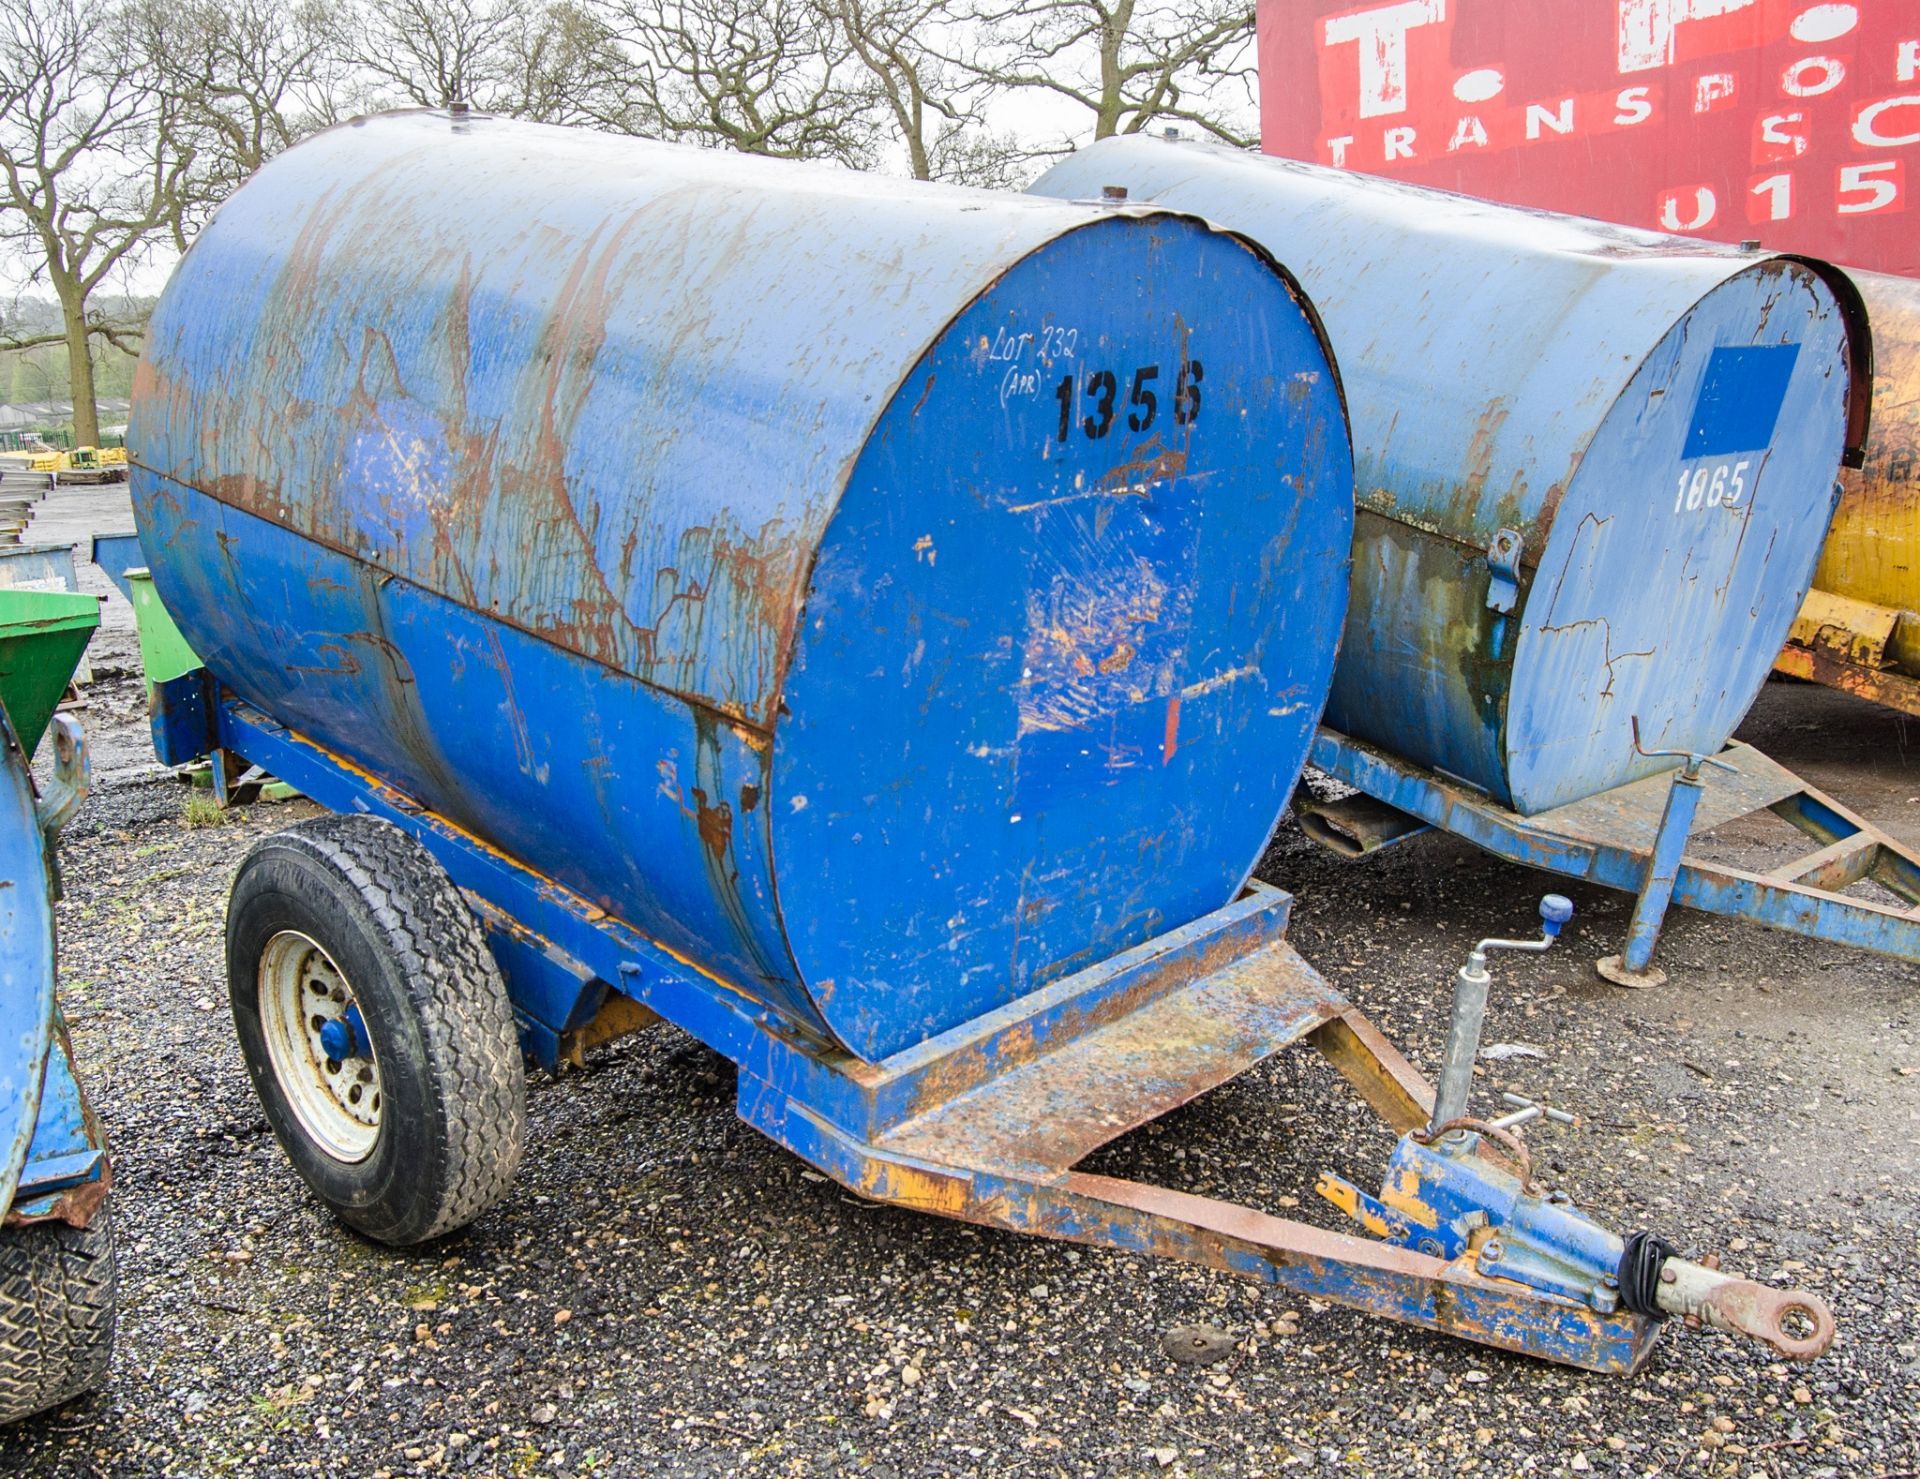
[1258,0,1920,272]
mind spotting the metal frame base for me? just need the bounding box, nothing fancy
[193,691,1665,1373]
[1307,725,1920,976]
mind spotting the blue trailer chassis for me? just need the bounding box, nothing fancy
[1307,726,1920,986]
[155,678,1838,1372]
[1,709,108,1231]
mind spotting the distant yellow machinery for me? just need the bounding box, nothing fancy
[22,447,127,485]
[1778,269,1920,709]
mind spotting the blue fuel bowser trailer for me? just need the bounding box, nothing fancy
[130,112,1826,1372]
[1033,137,1913,988]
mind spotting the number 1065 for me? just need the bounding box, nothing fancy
[1673,459,1752,513]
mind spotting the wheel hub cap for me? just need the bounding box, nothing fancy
[258,930,383,1162]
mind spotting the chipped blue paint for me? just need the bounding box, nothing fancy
[7,1008,105,1221]
[0,705,53,1215]
[1030,137,1865,815]
[130,112,1354,1062]
[0,703,105,1227]
[1324,1131,1628,1308]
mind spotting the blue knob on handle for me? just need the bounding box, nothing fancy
[1539,894,1574,937]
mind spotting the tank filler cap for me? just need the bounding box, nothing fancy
[1539,894,1573,937]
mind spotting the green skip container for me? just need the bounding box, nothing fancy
[0,588,100,756]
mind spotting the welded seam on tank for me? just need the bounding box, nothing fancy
[129,464,788,745]
[1772,255,1874,462]
[1185,227,1355,912]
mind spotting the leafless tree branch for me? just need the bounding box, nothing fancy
[598,0,880,164]
[955,0,1255,149]
[1,0,199,442]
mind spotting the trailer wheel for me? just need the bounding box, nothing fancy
[227,816,525,1245]
[0,1209,116,1424]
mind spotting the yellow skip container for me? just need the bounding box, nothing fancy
[1779,269,1920,708]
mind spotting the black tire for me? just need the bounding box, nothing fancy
[226,815,526,1245]
[0,1209,116,1424]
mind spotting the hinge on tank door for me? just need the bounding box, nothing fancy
[1485,528,1523,614]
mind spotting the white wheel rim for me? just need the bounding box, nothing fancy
[258,930,383,1163]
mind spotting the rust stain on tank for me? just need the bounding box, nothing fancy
[689,785,733,864]
[1100,434,1187,493]
[1017,556,1172,736]
[1461,399,1510,506]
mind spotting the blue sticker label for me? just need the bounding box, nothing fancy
[1684,344,1800,459]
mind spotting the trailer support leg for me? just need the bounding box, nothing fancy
[1598,768,1705,988]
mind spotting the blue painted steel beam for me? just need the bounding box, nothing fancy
[8,1013,108,1222]
[0,705,54,1216]
[740,1077,1661,1376]
[1313,726,1920,966]
[1618,771,1706,975]
[87,533,146,605]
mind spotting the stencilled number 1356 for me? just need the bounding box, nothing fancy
[1672,459,1751,513]
[1054,359,1203,441]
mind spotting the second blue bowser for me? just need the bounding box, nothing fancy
[1033,138,1869,816]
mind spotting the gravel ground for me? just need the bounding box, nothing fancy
[3,621,1918,1478]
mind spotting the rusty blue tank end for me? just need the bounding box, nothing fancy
[1031,136,1862,818]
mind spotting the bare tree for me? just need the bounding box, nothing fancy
[500,1,629,124]
[823,0,1026,184]
[0,0,197,444]
[963,0,1256,148]
[347,0,623,122]
[601,0,878,163]
[136,0,351,204]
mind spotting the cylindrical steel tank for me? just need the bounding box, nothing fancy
[1794,270,1920,672]
[1032,139,1870,815]
[129,112,1355,1062]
